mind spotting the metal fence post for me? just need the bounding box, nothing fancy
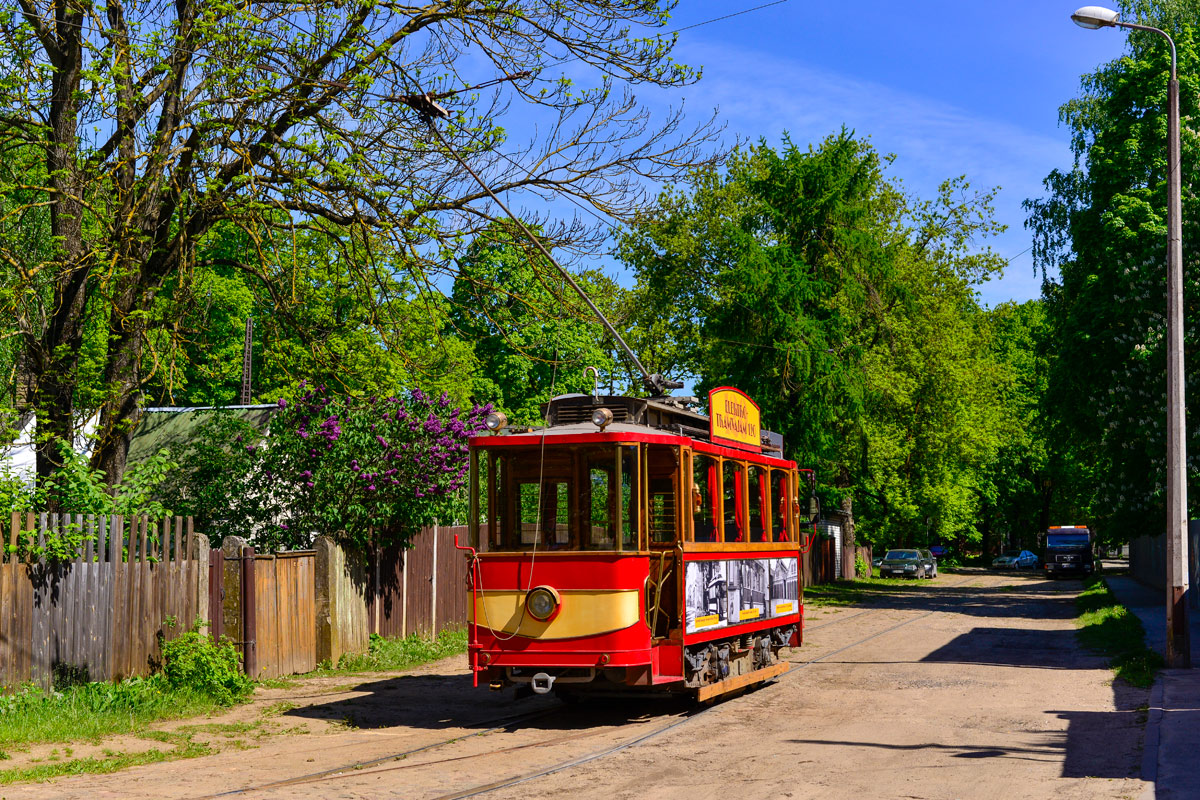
[240,546,257,678]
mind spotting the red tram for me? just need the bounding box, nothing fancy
[461,386,817,701]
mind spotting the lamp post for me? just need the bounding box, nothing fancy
[1072,6,1191,668]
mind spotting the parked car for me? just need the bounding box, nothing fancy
[878,549,936,579]
[919,549,938,578]
[929,544,949,558]
[992,550,1038,570]
[872,553,885,569]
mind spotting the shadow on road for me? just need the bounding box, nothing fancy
[283,671,691,733]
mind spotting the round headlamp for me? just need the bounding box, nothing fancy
[591,407,613,430]
[484,411,508,432]
[525,586,561,621]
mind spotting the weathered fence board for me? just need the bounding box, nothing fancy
[368,525,469,640]
[0,513,209,690]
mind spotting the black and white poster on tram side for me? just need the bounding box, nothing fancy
[685,556,798,635]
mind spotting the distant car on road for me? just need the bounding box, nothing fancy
[992,550,1038,570]
[879,549,936,579]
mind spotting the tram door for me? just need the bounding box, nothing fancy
[645,444,681,640]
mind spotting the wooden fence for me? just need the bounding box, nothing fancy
[0,513,209,690]
[211,525,469,681]
[1,518,563,689]
[368,524,469,639]
[803,537,839,587]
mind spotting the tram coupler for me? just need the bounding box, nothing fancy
[531,673,557,695]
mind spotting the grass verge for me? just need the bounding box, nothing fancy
[0,679,231,753]
[0,733,212,785]
[0,629,466,783]
[1075,575,1163,687]
[334,628,468,673]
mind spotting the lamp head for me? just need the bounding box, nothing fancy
[1071,6,1120,29]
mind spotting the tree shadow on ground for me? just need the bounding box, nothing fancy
[283,671,694,733]
[808,574,1084,621]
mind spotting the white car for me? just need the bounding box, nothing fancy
[992,550,1038,570]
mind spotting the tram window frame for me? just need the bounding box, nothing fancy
[646,444,680,547]
[691,453,719,543]
[773,469,793,542]
[747,464,771,543]
[721,459,747,543]
[619,444,639,550]
[476,444,646,552]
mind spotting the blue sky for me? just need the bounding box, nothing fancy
[613,1,1133,307]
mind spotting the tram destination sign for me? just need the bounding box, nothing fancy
[708,386,761,451]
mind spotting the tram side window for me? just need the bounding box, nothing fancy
[748,465,770,542]
[647,445,679,544]
[692,454,718,542]
[723,460,746,542]
[774,470,791,542]
[518,481,570,547]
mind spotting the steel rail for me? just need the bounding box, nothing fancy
[202,706,566,798]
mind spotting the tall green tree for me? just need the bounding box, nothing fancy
[448,224,625,423]
[620,133,1010,548]
[1025,0,1200,541]
[0,0,718,493]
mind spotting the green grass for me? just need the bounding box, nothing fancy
[0,628,469,784]
[1076,576,1163,688]
[0,733,212,785]
[0,678,230,751]
[804,576,929,606]
[334,628,468,673]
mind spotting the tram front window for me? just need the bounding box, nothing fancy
[480,444,639,551]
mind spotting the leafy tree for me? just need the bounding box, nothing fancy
[620,133,1010,548]
[161,384,488,550]
[448,224,625,423]
[0,0,718,494]
[1025,0,1200,542]
[141,225,480,408]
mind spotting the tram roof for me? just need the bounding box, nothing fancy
[471,417,797,468]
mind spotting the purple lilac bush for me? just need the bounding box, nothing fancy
[262,383,490,549]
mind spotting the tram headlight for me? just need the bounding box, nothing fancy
[484,411,508,433]
[525,586,561,621]
[591,407,613,431]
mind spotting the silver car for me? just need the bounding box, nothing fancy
[992,549,1038,570]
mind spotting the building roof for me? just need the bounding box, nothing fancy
[126,405,277,463]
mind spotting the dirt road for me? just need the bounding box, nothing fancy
[6,570,1150,800]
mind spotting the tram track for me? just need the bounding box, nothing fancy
[208,573,987,799]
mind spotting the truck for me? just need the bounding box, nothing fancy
[1042,525,1095,577]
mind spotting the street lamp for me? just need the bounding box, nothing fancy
[1072,6,1191,668]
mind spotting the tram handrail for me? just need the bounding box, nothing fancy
[453,533,483,687]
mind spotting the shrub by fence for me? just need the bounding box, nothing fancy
[0,513,209,689]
